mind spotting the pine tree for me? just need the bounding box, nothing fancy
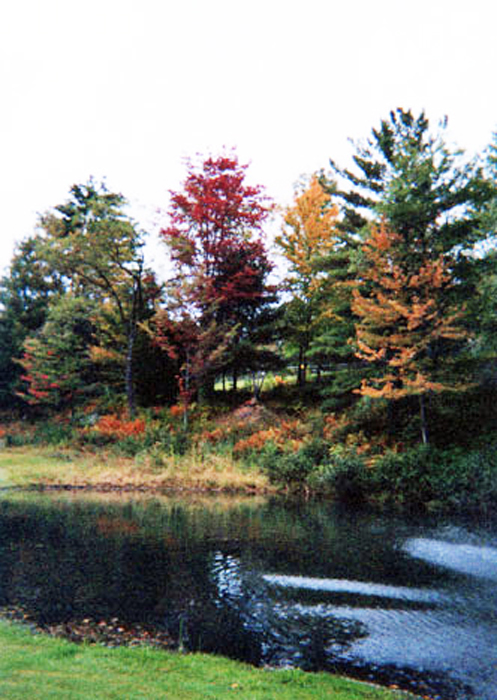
[326,109,492,269]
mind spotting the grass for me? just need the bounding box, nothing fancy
[0,619,418,700]
[0,446,272,493]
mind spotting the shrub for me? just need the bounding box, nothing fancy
[369,444,443,506]
[260,438,330,490]
[261,450,314,488]
[94,414,147,440]
[442,445,497,511]
[309,449,368,503]
[31,421,76,446]
[6,431,32,447]
[368,443,497,511]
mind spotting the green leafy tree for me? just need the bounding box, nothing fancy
[38,180,159,415]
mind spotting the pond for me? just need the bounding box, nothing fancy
[0,488,496,699]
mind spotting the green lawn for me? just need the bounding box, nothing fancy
[0,619,417,700]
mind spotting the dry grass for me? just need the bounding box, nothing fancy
[0,446,273,494]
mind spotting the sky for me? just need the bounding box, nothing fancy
[1,0,496,278]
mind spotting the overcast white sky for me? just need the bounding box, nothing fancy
[1,0,496,277]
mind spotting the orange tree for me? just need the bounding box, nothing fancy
[352,220,469,444]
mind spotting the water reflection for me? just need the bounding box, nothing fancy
[0,490,496,698]
[405,537,497,581]
[263,574,445,603]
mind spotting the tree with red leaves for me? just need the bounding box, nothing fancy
[158,153,279,400]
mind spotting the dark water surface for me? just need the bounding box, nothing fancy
[1,489,496,699]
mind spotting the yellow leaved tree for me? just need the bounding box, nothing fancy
[277,176,352,386]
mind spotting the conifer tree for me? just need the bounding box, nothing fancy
[326,108,492,274]
[16,296,98,414]
[352,221,469,443]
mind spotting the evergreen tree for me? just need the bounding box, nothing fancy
[0,235,65,407]
[16,296,99,414]
[321,108,494,411]
[471,131,497,364]
[326,108,492,270]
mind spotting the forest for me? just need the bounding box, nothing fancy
[1,108,497,512]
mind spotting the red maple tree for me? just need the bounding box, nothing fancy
[158,153,276,403]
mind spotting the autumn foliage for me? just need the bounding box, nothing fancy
[352,221,468,401]
[94,414,146,439]
[157,153,276,402]
[277,176,355,385]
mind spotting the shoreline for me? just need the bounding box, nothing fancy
[0,613,423,700]
[0,445,275,495]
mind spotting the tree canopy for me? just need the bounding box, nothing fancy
[0,119,495,455]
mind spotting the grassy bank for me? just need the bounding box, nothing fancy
[0,446,272,493]
[0,619,417,700]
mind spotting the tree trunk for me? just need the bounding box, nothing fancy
[125,275,141,418]
[183,355,190,431]
[419,394,429,444]
[297,346,307,386]
[125,321,137,418]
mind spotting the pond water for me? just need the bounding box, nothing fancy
[1,489,496,699]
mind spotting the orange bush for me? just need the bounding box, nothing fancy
[322,413,350,441]
[94,414,146,439]
[169,404,186,418]
[199,427,224,444]
[233,421,307,456]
